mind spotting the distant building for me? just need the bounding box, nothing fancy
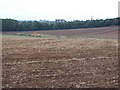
[55,19,66,23]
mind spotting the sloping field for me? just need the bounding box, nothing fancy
[3,26,119,39]
[34,26,119,39]
[2,35,118,88]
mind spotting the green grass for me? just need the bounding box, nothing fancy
[2,34,49,38]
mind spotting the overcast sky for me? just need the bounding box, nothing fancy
[0,0,119,21]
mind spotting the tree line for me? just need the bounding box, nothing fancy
[2,17,120,31]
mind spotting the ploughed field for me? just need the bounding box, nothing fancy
[2,26,119,88]
[3,26,119,39]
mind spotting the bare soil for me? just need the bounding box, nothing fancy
[2,35,118,88]
[3,26,119,39]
